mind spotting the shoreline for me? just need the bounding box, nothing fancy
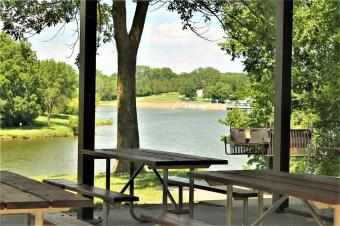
[0,101,226,140]
[100,101,227,111]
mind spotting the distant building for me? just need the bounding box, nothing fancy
[226,99,252,113]
[196,89,203,98]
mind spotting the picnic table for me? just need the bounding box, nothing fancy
[188,170,340,226]
[0,171,92,226]
[82,148,228,220]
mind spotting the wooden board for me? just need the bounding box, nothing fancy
[188,170,340,205]
[141,212,213,226]
[167,176,257,198]
[43,179,139,203]
[43,212,93,226]
[0,171,92,209]
[82,148,228,169]
[0,183,49,209]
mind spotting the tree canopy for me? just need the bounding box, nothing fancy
[38,59,78,123]
[219,0,340,175]
[0,32,42,127]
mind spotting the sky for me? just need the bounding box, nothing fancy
[26,2,244,75]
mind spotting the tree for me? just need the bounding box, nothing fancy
[178,81,197,99]
[38,60,78,123]
[0,0,227,172]
[219,0,340,174]
[204,82,232,102]
[96,70,117,101]
[0,32,42,127]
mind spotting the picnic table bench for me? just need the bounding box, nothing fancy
[166,176,257,225]
[43,178,139,226]
[81,148,228,225]
[0,171,92,226]
[188,170,340,226]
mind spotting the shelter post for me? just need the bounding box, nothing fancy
[77,0,97,220]
[273,0,293,209]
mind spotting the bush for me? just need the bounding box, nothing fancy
[0,32,43,127]
[68,117,78,135]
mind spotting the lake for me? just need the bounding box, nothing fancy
[0,106,247,176]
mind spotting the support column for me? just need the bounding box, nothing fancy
[273,0,293,210]
[77,0,97,220]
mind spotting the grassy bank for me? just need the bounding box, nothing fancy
[33,170,189,207]
[0,114,74,139]
[0,114,112,139]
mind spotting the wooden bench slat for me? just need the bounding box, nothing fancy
[0,171,92,208]
[141,212,213,226]
[188,171,340,204]
[234,170,340,192]
[82,149,228,169]
[43,179,138,203]
[0,183,49,209]
[42,212,93,226]
[0,200,5,209]
[167,176,257,199]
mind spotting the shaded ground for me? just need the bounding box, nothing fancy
[1,197,333,226]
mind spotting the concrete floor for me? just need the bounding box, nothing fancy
[0,197,334,226]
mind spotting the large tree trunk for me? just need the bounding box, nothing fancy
[111,1,149,173]
[113,45,139,173]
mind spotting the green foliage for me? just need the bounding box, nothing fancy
[291,145,340,177]
[219,108,250,128]
[204,82,232,102]
[136,65,178,96]
[219,0,340,174]
[68,117,78,135]
[178,81,197,99]
[38,59,78,121]
[0,32,42,127]
[57,96,79,115]
[96,70,117,101]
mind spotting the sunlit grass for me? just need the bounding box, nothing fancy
[137,92,182,103]
[0,114,113,139]
[0,114,74,139]
[99,92,183,106]
[32,169,189,207]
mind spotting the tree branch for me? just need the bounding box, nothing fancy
[112,0,128,46]
[129,1,149,47]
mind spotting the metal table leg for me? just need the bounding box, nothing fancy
[334,205,340,226]
[162,169,168,214]
[34,212,43,226]
[152,169,178,208]
[250,195,288,226]
[127,162,147,222]
[257,190,264,226]
[302,200,326,226]
[227,184,233,226]
[189,168,194,219]
[243,199,248,226]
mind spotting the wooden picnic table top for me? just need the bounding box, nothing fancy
[82,148,228,169]
[0,171,92,210]
[188,170,340,205]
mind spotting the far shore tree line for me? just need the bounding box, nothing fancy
[97,65,249,102]
[0,31,249,128]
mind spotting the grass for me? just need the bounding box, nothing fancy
[0,114,74,139]
[32,170,189,208]
[0,114,113,139]
[95,118,113,126]
[99,92,183,106]
[137,92,182,103]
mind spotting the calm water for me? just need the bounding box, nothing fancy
[0,107,247,176]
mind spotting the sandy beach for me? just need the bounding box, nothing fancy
[136,101,227,111]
